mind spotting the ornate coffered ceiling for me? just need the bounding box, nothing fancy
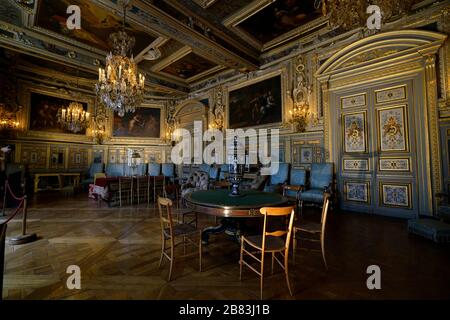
[0,0,444,97]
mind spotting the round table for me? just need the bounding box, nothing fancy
[184,189,289,244]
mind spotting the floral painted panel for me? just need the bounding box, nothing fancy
[343,159,369,171]
[300,147,313,163]
[343,112,367,153]
[375,85,406,104]
[341,93,366,109]
[345,182,369,203]
[378,106,408,152]
[381,184,411,208]
[379,158,410,172]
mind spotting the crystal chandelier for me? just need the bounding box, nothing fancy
[57,101,90,133]
[95,0,145,117]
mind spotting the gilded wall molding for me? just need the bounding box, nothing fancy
[423,54,443,210]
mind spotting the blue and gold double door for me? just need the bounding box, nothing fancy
[332,75,431,218]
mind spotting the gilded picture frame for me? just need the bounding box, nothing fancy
[108,103,165,145]
[342,111,368,153]
[226,69,286,130]
[377,105,409,152]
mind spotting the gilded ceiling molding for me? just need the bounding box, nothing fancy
[91,0,257,71]
[192,0,218,9]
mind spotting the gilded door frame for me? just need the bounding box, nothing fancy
[315,30,447,215]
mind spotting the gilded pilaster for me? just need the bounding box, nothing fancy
[424,54,443,210]
[321,80,331,161]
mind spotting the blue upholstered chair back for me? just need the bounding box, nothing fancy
[270,162,289,185]
[106,163,125,177]
[162,163,175,178]
[209,166,220,180]
[219,164,229,180]
[199,163,211,173]
[310,163,333,190]
[290,168,306,186]
[148,163,161,176]
[88,162,104,178]
[125,163,147,176]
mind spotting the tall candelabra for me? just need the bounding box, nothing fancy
[228,136,244,197]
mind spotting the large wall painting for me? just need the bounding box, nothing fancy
[343,111,367,153]
[29,92,87,135]
[228,74,282,129]
[377,105,408,152]
[113,107,161,138]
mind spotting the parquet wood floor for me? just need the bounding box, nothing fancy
[2,192,450,299]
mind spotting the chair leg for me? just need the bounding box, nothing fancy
[321,233,328,271]
[239,237,244,281]
[284,250,293,296]
[260,252,264,300]
[293,229,297,264]
[199,233,202,272]
[168,239,174,281]
[271,253,274,275]
[158,237,165,268]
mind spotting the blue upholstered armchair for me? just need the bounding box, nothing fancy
[148,163,161,176]
[263,163,290,194]
[105,163,125,177]
[219,164,229,180]
[162,163,175,182]
[82,162,104,189]
[199,163,211,174]
[283,168,307,199]
[298,163,334,207]
[125,163,147,176]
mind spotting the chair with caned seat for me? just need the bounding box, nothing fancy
[239,205,295,300]
[157,197,202,281]
[293,192,331,269]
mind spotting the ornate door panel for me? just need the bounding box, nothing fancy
[334,78,421,218]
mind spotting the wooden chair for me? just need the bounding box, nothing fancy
[293,192,331,269]
[118,177,133,207]
[157,197,202,281]
[239,206,295,300]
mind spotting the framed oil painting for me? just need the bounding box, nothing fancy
[377,105,408,152]
[228,74,282,129]
[113,107,161,138]
[29,92,88,135]
[342,111,367,153]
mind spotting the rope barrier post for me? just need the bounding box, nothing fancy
[8,195,37,245]
[0,223,6,300]
[2,180,6,217]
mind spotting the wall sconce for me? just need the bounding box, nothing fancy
[0,104,22,132]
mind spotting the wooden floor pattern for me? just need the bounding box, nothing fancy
[2,192,450,300]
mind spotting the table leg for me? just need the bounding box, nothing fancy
[201,218,240,245]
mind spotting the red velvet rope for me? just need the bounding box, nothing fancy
[1,199,24,226]
[5,181,25,201]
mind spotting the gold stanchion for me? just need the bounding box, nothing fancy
[8,196,37,245]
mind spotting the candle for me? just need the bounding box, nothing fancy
[119,65,122,78]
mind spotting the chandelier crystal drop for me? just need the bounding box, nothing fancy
[95,1,145,117]
[57,101,90,133]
